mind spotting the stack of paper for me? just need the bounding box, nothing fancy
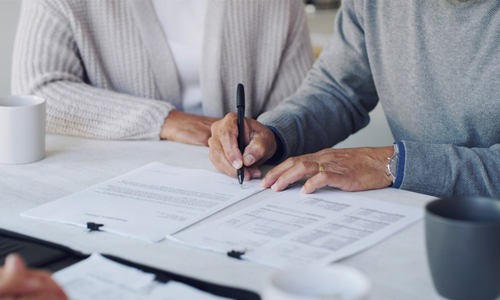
[22,162,424,269]
[22,162,263,242]
[171,186,424,269]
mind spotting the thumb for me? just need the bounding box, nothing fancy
[0,254,43,294]
[243,135,276,167]
[4,254,26,275]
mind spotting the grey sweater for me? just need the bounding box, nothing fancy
[259,0,500,198]
[12,0,313,140]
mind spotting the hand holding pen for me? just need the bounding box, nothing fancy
[208,84,278,183]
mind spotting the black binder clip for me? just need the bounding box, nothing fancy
[87,222,104,232]
[227,250,246,259]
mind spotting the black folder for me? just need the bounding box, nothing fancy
[0,228,260,300]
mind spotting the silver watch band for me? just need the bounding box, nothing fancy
[386,144,399,183]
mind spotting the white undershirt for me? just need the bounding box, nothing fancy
[152,0,207,115]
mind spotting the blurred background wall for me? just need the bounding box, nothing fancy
[0,0,393,148]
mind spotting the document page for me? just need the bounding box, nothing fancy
[22,162,263,242]
[172,187,424,269]
[52,253,233,300]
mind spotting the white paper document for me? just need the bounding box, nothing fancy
[22,162,263,242]
[171,187,424,269]
[52,253,233,300]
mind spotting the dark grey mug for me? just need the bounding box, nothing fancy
[425,196,500,300]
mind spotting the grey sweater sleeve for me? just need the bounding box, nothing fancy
[258,0,500,199]
[258,0,378,157]
[401,142,500,199]
[11,0,173,140]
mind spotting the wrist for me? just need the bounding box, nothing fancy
[265,125,286,165]
[385,142,405,188]
[160,110,178,140]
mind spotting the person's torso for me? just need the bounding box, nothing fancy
[52,0,305,118]
[363,0,500,147]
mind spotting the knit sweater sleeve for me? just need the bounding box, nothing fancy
[261,0,315,112]
[11,0,174,140]
[399,142,500,199]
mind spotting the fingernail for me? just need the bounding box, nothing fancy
[271,183,277,191]
[232,161,240,169]
[300,186,306,193]
[244,154,255,166]
[251,170,261,179]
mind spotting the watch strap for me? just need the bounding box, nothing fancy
[386,144,399,183]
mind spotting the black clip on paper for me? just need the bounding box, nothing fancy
[87,222,104,232]
[227,250,245,259]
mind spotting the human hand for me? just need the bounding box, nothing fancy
[160,110,219,146]
[209,113,277,181]
[259,146,394,193]
[0,254,68,300]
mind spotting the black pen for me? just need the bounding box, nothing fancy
[237,83,245,186]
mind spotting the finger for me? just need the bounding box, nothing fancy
[268,160,320,191]
[259,159,294,188]
[239,167,258,182]
[31,277,67,300]
[0,274,41,295]
[259,156,307,188]
[247,165,262,179]
[212,114,244,170]
[7,271,68,300]
[0,254,35,294]
[301,171,347,194]
[208,137,238,178]
[242,122,276,168]
[3,254,26,275]
[234,167,261,183]
[243,167,251,182]
[12,289,68,300]
[32,272,68,300]
[242,137,267,168]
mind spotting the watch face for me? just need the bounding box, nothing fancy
[389,155,398,175]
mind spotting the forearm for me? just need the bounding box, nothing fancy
[258,1,378,161]
[399,141,500,198]
[258,89,358,159]
[35,80,173,140]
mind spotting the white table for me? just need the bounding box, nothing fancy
[0,134,444,299]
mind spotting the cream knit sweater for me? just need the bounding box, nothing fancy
[12,0,314,140]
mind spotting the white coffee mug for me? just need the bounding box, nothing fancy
[0,95,46,164]
[262,265,370,300]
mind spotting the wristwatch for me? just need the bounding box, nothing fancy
[386,144,399,183]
